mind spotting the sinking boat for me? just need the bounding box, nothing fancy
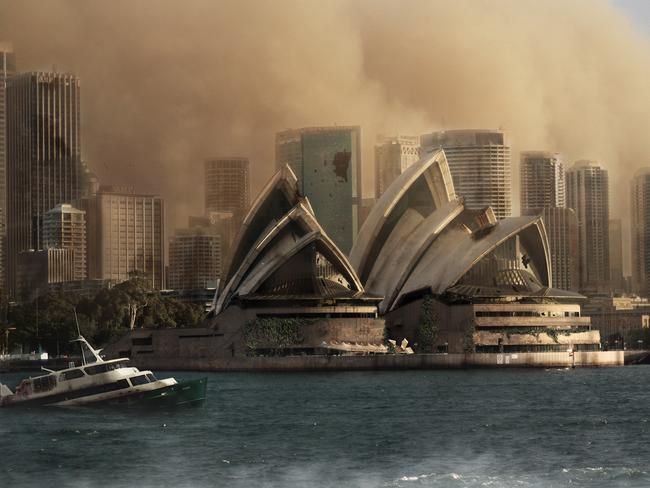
[0,336,207,407]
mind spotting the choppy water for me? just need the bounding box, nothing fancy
[2,367,650,487]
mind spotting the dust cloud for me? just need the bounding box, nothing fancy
[0,0,648,235]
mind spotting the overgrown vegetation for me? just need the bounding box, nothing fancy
[243,317,309,352]
[462,319,476,353]
[416,294,439,353]
[4,273,205,355]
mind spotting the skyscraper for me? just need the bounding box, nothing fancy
[540,207,579,291]
[275,126,361,252]
[79,186,164,289]
[374,135,420,198]
[6,71,82,296]
[566,160,610,292]
[520,151,577,290]
[631,169,650,295]
[0,42,16,291]
[520,151,565,214]
[204,157,250,219]
[42,204,87,281]
[609,218,624,292]
[420,129,511,219]
[168,226,222,291]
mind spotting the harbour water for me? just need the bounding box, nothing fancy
[2,367,650,487]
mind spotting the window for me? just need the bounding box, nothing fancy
[129,375,149,386]
[60,369,85,381]
[145,373,157,382]
[85,362,124,375]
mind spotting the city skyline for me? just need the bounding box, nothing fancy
[0,1,648,244]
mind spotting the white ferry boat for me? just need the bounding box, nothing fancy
[0,336,207,407]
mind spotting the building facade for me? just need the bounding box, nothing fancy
[5,72,82,296]
[519,151,577,290]
[520,151,565,214]
[541,207,579,291]
[631,169,650,295]
[374,135,420,198]
[79,186,164,289]
[41,204,87,281]
[168,226,222,291]
[566,161,610,293]
[0,43,16,291]
[204,157,250,219]
[17,248,75,302]
[609,218,624,293]
[275,126,362,253]
[420,129,511,219]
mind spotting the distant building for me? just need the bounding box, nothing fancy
[540,207,579,291]
[168,226,222,291]
[6,71,82,296]
[204,157,250,224]
[275,126,362,252]
[609,218,624,293]
[631,169,650,296]
[78,185,164,289]
[520,151,565,214]
[520,151,576,290]
[42,204,87,281]
[420,129,511,219]
[0,42,15,291]
[583,296,650,348]
[374,135,420,198]
[17,248,75,302]
[566,161,610,293]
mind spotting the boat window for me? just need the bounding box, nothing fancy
[60,369,85,381]
[85,362,124,375]
[129,375,149,386]
[33,375,57,393]
[145,373,157,382]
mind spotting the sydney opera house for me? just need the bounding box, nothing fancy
[350,148,600,354]
[106,149,606,365]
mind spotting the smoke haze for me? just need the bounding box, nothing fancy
[0,0,649,249]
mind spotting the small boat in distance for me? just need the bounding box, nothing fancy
[0,336,207,408]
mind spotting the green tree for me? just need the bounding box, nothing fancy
[416,294,439,352]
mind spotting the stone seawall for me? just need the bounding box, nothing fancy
[127,351,623,372]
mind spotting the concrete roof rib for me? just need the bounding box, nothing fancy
[394,216,551,310]
[349,149,456,282]
[222,164,301,287]
[215,166,365,314]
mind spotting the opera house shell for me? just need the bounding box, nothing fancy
[350,148,601,354]
[209,165,386,355]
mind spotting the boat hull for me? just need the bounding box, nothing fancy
[107,377,208,407]
[1,377,208,408]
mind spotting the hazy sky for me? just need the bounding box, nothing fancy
[0,0,649,266]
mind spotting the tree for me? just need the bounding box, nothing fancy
[416,294,439,352]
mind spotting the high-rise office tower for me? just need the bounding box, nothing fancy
[540,207,579,291]
[420,129,511,219]
[6,71,82,295]
[609,218,624,292]
[168,226,222,291]
[520,151,566,214]
[566,160,610,292]
[631,169,650,295]
[0,42,16,291]
[374,135,420,198]
[42,204,87,281]
[204,157,250,219]
[275,126,362,252]
[520,151,577,290]
[79,186,164,289]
